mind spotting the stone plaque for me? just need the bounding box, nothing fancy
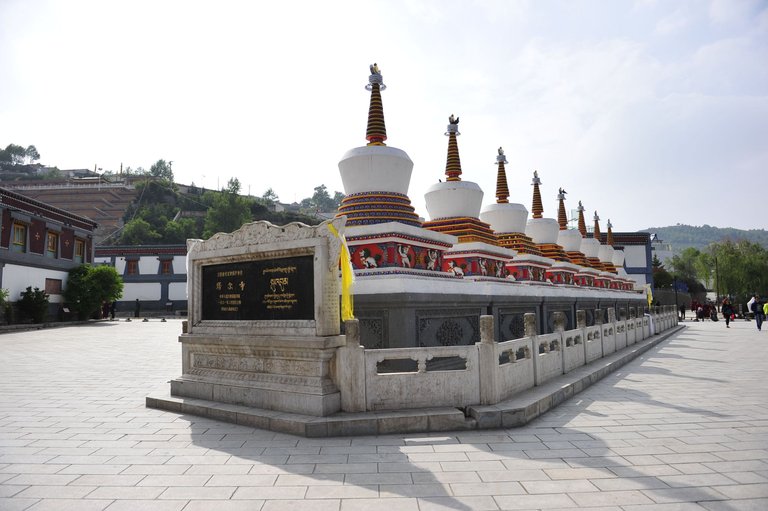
[201,255,314,321]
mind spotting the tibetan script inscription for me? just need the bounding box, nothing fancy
[201,256,314,320]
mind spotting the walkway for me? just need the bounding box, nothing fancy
[1,319,766,510]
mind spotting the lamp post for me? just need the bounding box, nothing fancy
[714,256,720,308]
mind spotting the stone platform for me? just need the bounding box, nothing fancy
[147,325,684,437]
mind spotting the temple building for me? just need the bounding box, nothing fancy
[0,187,96,317]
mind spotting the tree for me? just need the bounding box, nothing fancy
[64,265,124,320]
[149,159,174,182]
[0,143,28,165]
[652,253,673,289]
[25,145,40,163]
[262,188,279,202]
[119,218,162,245]
[709,240,768,303]
[299,184,344,214]
[203,178,252,238]
[669,248,700,282]
[163,218,197,243]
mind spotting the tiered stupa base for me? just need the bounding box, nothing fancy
[536,243,570,262]
[566,251,590,267]
[337,192,422,227]
[574,266,600,287]
[496,232,542,256]
[344,222,456,278]
[587,257,605,271]
[546,261,581,286]
[505,254,553,284]
[423,217,497,245]
[442,242,516,280]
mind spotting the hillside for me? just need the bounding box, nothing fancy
[641,224,768,253]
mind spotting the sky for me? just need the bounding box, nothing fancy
[1,0,767,232]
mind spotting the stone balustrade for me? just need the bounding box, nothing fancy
[335,307,679,412]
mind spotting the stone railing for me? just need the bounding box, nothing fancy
[336,306,679,412]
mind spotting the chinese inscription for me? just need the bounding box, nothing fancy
[201,256,314,320]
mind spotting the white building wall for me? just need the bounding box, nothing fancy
[168,282,187,301]
[172,256,187,275]
[114,258,126,274]
[623,246,647,268]
[94,257,111,265]
[3,264,68,304]
[138,257,158,275]
[122,282,161,301]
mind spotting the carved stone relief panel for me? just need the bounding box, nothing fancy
[416,308,481,347]
[357,309,389,349]
[498,307,537,341]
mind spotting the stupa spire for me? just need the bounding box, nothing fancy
[531,171,543,219]
[577,201,587,237]
[495,147,509,203]
[557,188,568,230]
[365,63,387,146]
[444,115,462,181]
[593,211,602,241]
[607,219,615,246]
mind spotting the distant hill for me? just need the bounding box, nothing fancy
[641,224,768,253]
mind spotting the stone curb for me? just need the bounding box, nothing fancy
[146,324,685,437]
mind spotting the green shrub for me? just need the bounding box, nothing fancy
[64,265,124,320]
[18,287,49,323]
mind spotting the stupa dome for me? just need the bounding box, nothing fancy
[598,244,615,264]
[557,229,583,252]
[581,237,601,258]
[480,202,528,233]
[339,146,413,195]
[425,180,484,219]
[526,218,559,244]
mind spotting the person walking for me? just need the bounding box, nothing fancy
[722,298,733,328]
[751,295,765,331]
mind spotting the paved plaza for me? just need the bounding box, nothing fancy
[1,318,767,511]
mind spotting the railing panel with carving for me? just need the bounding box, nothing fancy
[602,322,616,355]
[533,333,563,385]
[494,337,535,400]
[562,328,586,374]
[635,317,644,341]
[643,316,651,338]
[615,320,628,350]
[583,325,603,364]
[364,345,479,410]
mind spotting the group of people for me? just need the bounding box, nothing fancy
[688,300,717,322]
[717,295,767,330]
[684,297,767,331]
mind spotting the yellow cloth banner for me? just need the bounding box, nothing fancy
[645,284,653,307]
[327,223,355,321]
